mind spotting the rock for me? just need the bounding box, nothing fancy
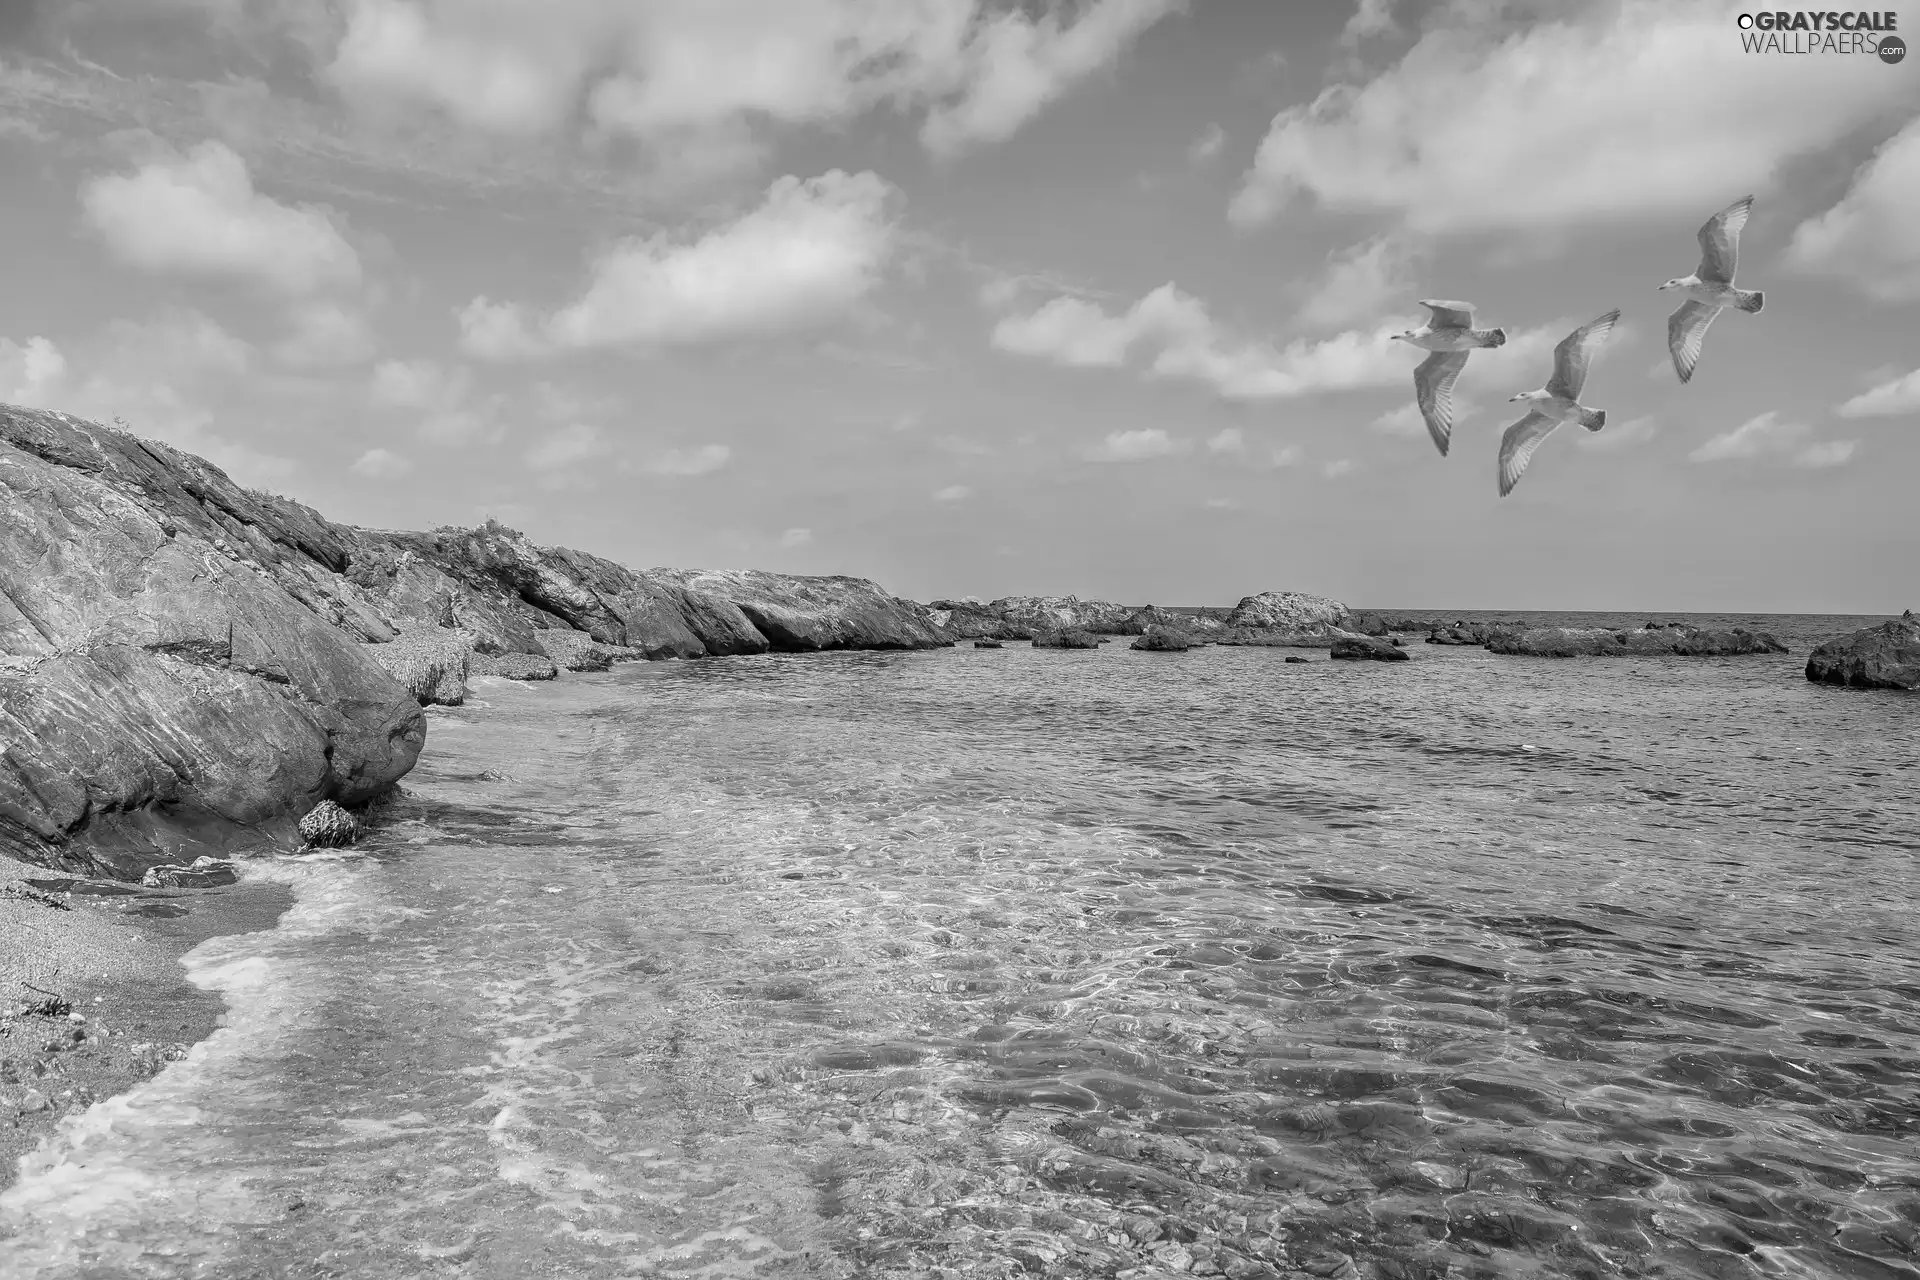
[972,639,1003,648]
[1390,636,1406,647]
[0,405,425,880]
[1805,611,1920,690]
[141,856,238,888]
[17,1088,49,1114]
[531,628,643,672]
[984,595,1138,636]
[1130,625,1194,652]
[363,626,472,705]
[468,650,559,681]
[1331,636,1410,662]
[1223,591,1349,632]
[927,599,1027,640]
[656,569,951,651]
[298,799,360,848]
[1285,656,1311,664]
[1487,625,1789,658]
[1032,628,1101,649]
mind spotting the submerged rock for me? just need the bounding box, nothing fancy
[0,405,425,880]
[1805,611,1920,690]
[298,799,360,849]
[1032,628,1101,649]
[1426,620,1528,646]
[972,639,1004,648]
[469,651,559,681]
[141,857,238,888]
[1331,636,1410,662]
[1487,625,1788,658]
[1285,655,1311,664]
[363,626,472,706]
[1130,625,1194,652]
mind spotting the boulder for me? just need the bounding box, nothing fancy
[986,595,1137,636]
[1032,629,1101,649]
[470,651,560,681]
[1,405,425,880]
[1805,611,1920,690]
[1224,591,1349,632]
[1487,625,1789,658]
[972,639,1004,649]
[1284,656,1311,664]
[1331,636,1410,662]
[363,627,472,706]
[1130,625,1194,652]
[656,569,951,651]
[532,628,642,672]
[139,856,238,889]
[298,799,360,848]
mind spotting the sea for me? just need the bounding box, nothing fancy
[2,610,1916,1280]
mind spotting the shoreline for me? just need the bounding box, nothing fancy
[0,854,295,1189]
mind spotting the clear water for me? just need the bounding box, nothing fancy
[4,616,1918,1279]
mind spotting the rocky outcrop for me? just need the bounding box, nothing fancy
[1331,636,1409,662]
[1487,624,1788,658]
[1032,629,1101,649]
[1,405,425,879]
[1225,591,1348,632]
[1129,625,1193,652]
[1805,611,1920,690]
[929,599,1029,641]
[657,569,951,652]
[972,639,1003,649]
[364,627,472,706]
[470,651,559,681]
[980,596,1137,636]
[531,628,643,672]
[1426,621,1528,646]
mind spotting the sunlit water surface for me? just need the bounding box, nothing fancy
[4,616,1917,1279]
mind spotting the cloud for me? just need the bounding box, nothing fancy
[81,140,362,296]
[1084,427,1188,461]
[780,526,813,548]
[1269,444,1302,468]
[367,356,497,445]
[1786,116,1920,302]
[933,484,972,501]
[1294,232,1422,331]
[525,422,608,472]
[993,281,1571,403]
[318,0,1181,169]
[1340,0,1399,44]
[641,443,732,476]
[1322,458,1356,478]
[1207,427,1244,453]
[1835,367,1920,418]
[0,335,70,404]
[1689,410,1857,468]
[1229,1,1917,234]
[1575,414,1659,451]
[1203,496,1236,509]
[351,446,414,480]
[274,300,378,368]
[1187,122,1226,165]
[468,170,898,356]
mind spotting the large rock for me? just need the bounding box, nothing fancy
[1426,620,1529,646]
[1331,635,1409,662]
[363,627,472,706]
[1032,628,1101,649]
[657,569,950,651]
[1487,625,1789,658]
[1224,591,1349,632]
[986,595,1138,636]
[1805,611,1920,690]
[0,405,425,879]
[1130,625,1194,652]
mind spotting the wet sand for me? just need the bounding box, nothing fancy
[0,858,295,1183]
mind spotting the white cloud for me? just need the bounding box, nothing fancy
[1340,0,1399,45]
[525,422,608,471]
[1836,367,1920,418]
[1187,122,1226,165]
[933,483,972,501]
[1786,116,1920,303]
[1207,426,1244,453]
[1689,411,1858,468]
[1323,458,1356,477]
[367,356,497,445]
[1229,1,1917,234]
[319,0,1180,167]
[81,140,362,296]
[1269,444,1302,468]
[1203,496,1236,509]
[274,300,377,368]
[1,335,71,404]
[468,170,898,357]
[1084,427,1188,461]
[993,280,1571,404]
[780,526,813,548]
[1294,233,1422,331]
[1575,414,1659,452]
[351,446,414,479]
[642,443,732,476]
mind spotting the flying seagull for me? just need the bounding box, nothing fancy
[1497,309,1621,498]
[1390,300,1507,457]
[1659,195,1764,385]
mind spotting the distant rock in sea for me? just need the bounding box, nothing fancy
[1331,636,1410,662]
[1426,620,1530,646]
[1487,625,1788,658]
[1130,625,1194,652]
[1804,611,1919,690]
[972,638,1003,649]
[1031,628,1101,649]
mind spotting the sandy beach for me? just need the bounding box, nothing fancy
[0,860,294,1182]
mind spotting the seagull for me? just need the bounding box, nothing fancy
[1390,300,1507,457]
[1659,196,1764,385]
[1497,309,1621,498]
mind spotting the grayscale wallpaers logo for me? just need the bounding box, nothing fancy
[1736,10,1905,59]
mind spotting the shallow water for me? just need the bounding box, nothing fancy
[4,621,1917,1279]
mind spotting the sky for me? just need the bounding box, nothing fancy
[1,0,1916,614]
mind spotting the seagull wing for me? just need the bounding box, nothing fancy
[1413,349,1471,456]
[1498,411,1559,497]
[1418,299,1476,330]
[1545,309,1621,402]
[1667,299,1720,385]
[1695,195,1753,284]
